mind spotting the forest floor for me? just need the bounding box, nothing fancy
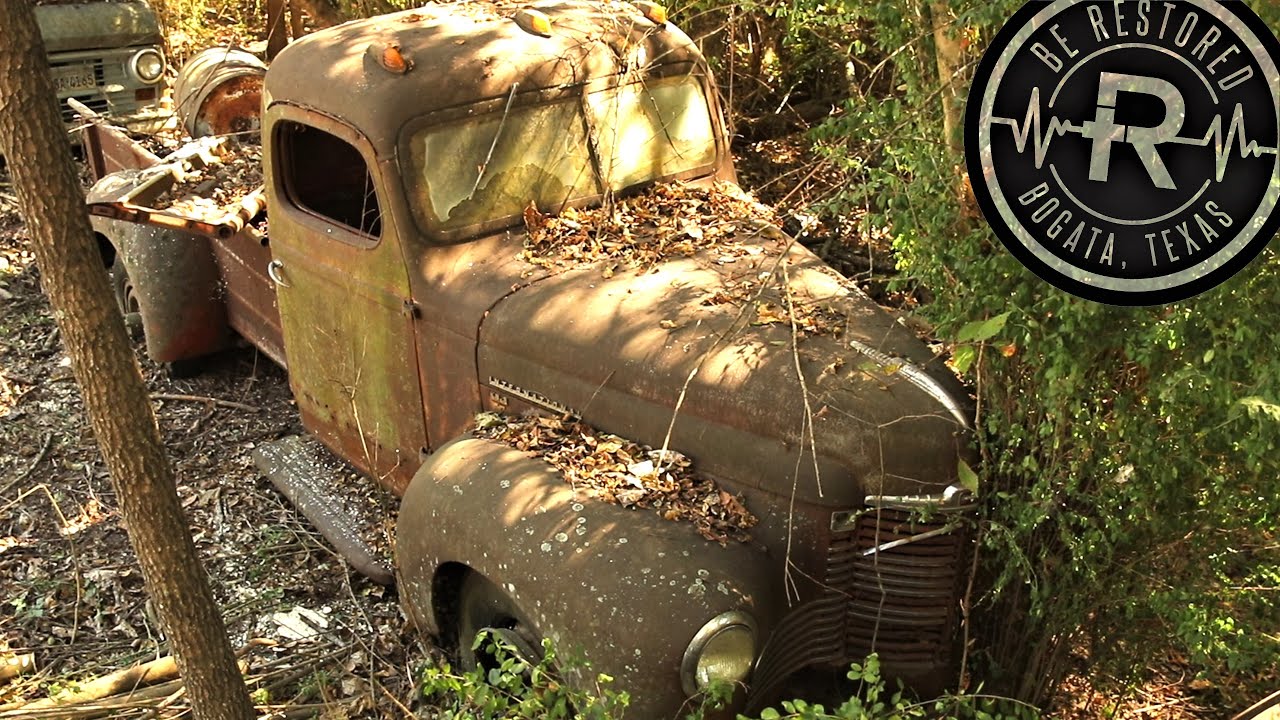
[0,172,426,716]
[0,133,1246,718]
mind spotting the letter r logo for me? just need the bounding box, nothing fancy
[1080,72,1186,189]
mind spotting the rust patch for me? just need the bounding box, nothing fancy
[194,75,264,137]
[471,411,757,543]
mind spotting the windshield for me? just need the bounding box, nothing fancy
[405,74,717,235]
[587,77,717,192]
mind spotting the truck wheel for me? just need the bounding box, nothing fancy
[455,571,544,674]
[109,256,144,339]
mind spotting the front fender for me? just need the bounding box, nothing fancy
[397,436,785,717]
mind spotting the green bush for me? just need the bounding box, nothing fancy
[746,655,1040,720]
[419,632,631,719]
[809,0,1280,706]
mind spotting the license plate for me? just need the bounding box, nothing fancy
[51,65,96,93]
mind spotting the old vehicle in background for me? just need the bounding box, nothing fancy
[78,1,977,714]
[35,0,168,131]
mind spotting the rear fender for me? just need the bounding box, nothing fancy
[90,214,229,363]
[398,436,785,714]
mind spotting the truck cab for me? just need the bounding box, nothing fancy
[85,1,977,714]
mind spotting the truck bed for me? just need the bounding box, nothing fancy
[78,109,286,366]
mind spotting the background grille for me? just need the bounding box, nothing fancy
[50,47,156,125]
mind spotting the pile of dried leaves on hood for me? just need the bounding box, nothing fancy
[522,181,781,276]
[472,412,757,544]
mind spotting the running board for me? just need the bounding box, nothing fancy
[253,435,396,585]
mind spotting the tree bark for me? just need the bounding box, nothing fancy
[0,6,255,720]
[266,0,289,61]
[929,1,965,157]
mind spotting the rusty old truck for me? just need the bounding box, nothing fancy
[79,0,977,714]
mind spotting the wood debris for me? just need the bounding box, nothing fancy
[472,412,757,544]
[523,181,781,275]
[157,143,264,222]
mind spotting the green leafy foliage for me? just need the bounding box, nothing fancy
[421,642,1037,720]
[744,655,1040,720]
[420,632,631,719]
[808,0,1280,705]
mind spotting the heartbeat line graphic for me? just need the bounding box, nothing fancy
[991,87,1278,178]
[1165,103,1279,182]
[990,88,1084,168]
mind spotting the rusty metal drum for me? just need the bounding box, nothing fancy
[173,48,266,138]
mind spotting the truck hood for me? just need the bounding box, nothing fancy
[476,230,971,507]
[34,2,162,54]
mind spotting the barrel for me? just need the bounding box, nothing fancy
[173,48,267,139]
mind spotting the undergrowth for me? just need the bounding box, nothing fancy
[808,0,1280,708]
[420,635,1040,720]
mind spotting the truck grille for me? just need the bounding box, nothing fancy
[833,507,964,665]
[750,507,966,707]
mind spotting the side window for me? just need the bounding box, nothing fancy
[277,120,382,238]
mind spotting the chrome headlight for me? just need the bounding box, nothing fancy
[128,48,166,84]
[680,611,757,696]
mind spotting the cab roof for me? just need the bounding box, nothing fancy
[264,0,705,156]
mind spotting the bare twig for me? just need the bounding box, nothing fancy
[148,393,259,412]
[957,521,983,691]
[0,433,52,498]
[468,81,520,199]
[779,257,825,605]
[780,259,823,499]
[375,678,416,719]
[655,223,797,471]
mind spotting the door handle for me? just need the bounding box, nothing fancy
[267,259,290,288]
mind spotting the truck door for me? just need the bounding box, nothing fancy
[264,106,428,492]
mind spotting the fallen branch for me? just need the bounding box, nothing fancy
[149,393,259,413]
[0,654,35,685]
[0,677,182,719]
[0,658,248,719]
[0,370,37,386]
[0,655,177,712]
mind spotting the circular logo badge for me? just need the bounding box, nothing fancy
[966,0,1280,305]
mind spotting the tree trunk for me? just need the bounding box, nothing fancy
[266,0,289,60]
[288,0,308,42]
[0,6,256,720]
[929,1,964,157]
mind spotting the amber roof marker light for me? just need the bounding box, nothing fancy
[371,42,412,74]
[633,1,667,25]
[513,8,553,37]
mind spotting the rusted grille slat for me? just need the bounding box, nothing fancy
[750,598,845,704]
[840,509,963,665]
[748,505,968,711]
